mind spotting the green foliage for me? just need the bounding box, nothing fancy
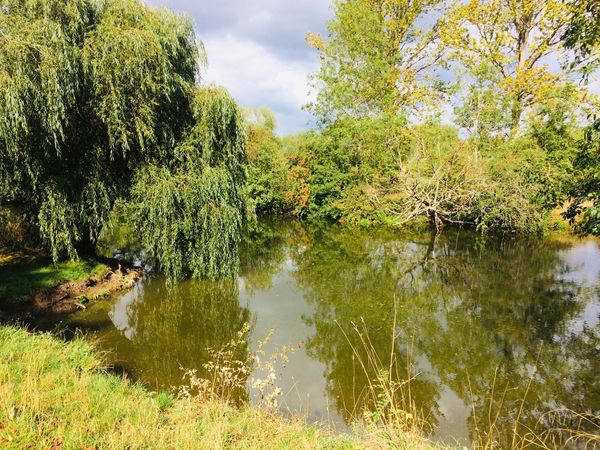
[0,206,38,251]
[298,127,358,221]
[441,0,576,132]
[562,0,600,235]
[468,163,546,233]
[82,0,198,158]
[130,87,247,281]
[282,116,409,223]
[280,118,553,233]
[521,102,579,211]
[0,0,249,280]
[306,0,445,123]
[565,121,600,235]
[294,0,594,234]
[454,63,513,142]
[0,0,198,258]
[2,0,598,266]
[244,108,288,214]
[563,0,600,76]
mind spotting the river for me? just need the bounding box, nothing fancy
[31,219,600,447]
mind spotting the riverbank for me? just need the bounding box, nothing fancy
[0,327,438,449]
[0,255,143,320]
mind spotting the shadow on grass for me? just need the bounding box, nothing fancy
[0,258,109,300]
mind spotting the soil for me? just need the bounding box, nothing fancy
[0,261,144,320]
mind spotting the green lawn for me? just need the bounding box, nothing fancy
[0,258,110,300]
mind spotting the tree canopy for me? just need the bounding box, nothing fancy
[272,0,597,233]
[306,0,445,123]
[0,0,247,279]
[441,0,576,132]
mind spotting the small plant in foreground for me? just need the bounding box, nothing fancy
[179,324,295,410]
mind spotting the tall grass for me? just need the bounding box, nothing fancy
[334,301,600,450]
[0,326,433,449]
[2,312,596,449]
[334,315,442,448]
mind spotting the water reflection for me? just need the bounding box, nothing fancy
[64,278,252,398]
[42,220,600,446]
[290,225,599,446]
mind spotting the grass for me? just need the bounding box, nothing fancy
[0,326,438,449]
[0,258,110,300]
[3,322,595,449]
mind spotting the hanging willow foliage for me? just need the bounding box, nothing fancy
[131,87,248,281]
[0,0,247,280]
[82,0,199,158]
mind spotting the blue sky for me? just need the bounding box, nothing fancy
[145,0,333,135]
[144,1,600,135]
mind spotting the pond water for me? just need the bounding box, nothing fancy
[34,220,600,447]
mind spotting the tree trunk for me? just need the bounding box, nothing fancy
[428,209,444,233]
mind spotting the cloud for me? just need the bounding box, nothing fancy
[145,0,332,134]
[201,35,316,134]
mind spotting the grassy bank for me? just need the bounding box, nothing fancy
[0,255,143,319]
[0,327,437,449]
[0,258,110,301]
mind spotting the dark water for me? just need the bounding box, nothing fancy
[35,220,600,446]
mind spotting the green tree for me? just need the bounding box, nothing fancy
[563,0,600,234]
[244,108,288,215]
[130,87,248,281]
[282,115,409,225]
[454,63,513,144]
[0,0,247,279]
[442,0,576,132]
[307,0,445,123]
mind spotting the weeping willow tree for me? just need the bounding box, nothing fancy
[0,0,247,279]
[131,87,248,281]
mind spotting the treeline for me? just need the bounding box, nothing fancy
[246,0,600,234]
[246,109,579,232]
[1,0,599,282]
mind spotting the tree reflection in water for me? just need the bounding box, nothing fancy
[55,219,599,446]
[285,223,599,446]
[66,277,253,403]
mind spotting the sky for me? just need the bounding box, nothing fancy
[143,1,600,136]
[145,0,333,135]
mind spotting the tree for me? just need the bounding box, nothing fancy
[563,0,600,76]
[306,0,445,123]
[454,62,513,144]
[369,124,546,232]
[130,87,248,281]
[442,0,575,132]
[0,0,247,278]
[562,0,600,234]
[244,108,288,215]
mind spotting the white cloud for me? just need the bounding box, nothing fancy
[201,35,316,134]
[144,0,332,134]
